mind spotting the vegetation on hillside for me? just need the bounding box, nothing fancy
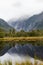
[0,28,43,37]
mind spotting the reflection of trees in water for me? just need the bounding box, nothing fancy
[0,41,43,51]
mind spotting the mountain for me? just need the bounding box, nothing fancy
[8,12,43,31]
[0,18,13,31]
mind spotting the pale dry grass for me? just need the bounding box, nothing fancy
[0,37,43,41]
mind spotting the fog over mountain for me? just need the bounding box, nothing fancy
[8,12,43,31]
[0,12,43,31]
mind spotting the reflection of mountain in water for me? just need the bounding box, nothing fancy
[8,44,34,57]
[0,44,43,59]
[0,53,34,64]
[8,44,43,59]
[0,45,11,56]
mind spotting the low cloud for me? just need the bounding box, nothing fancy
[36,0,43,2]
[12,2,21,7]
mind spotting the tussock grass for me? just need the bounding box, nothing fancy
[0,60,43,65]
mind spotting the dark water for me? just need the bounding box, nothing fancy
[0,41,43,60]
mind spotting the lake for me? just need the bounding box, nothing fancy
[0,41,43,65]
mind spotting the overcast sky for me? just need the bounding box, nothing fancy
[0,0,43,21]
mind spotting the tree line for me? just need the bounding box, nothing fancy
[0,28,43,37]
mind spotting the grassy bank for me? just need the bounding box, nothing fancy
[0,37,43,41]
